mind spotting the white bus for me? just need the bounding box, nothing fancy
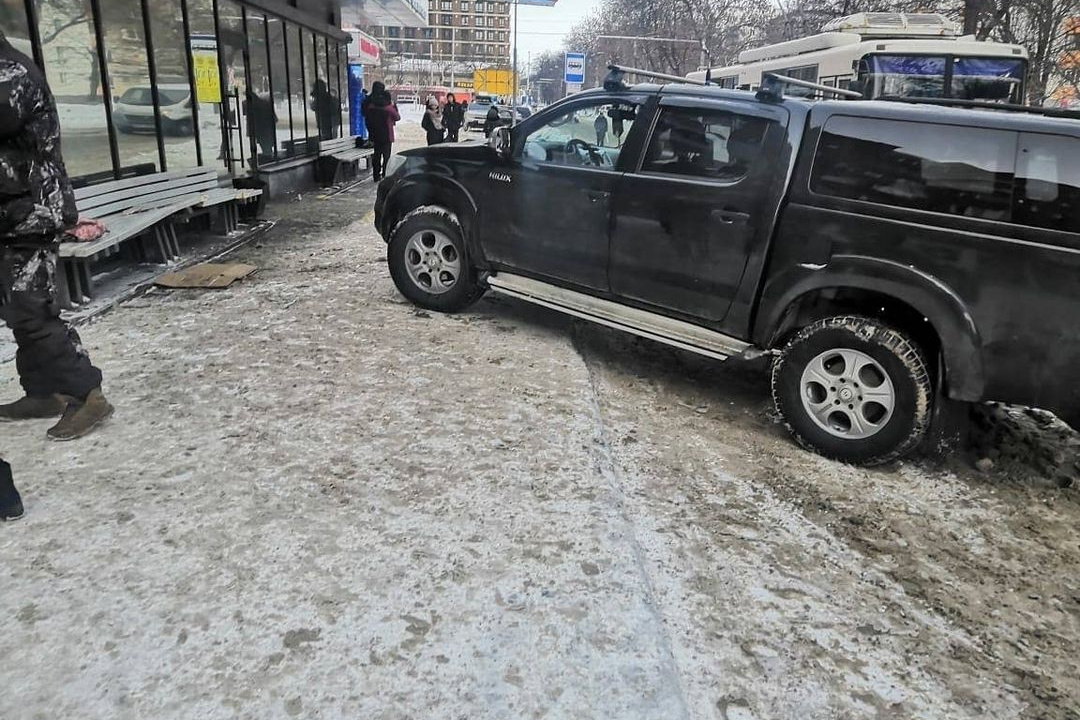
[687,13,1029,103]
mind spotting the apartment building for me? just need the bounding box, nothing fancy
[372,1,512,66]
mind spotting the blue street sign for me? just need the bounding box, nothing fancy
[565,52,585,84]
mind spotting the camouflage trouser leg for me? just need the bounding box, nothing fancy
[0,243,103,400]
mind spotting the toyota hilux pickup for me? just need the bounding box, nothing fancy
[374,75,1080,465]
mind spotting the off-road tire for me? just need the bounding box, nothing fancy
[771,315,933,466]
[387,207,484,313]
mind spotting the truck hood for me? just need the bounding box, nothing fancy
[401,141,493,162]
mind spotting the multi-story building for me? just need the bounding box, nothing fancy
[372,1,512,68]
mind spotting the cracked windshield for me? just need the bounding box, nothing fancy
[2,0,1080,719]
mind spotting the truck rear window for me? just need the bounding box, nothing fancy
[811,116,1015,222]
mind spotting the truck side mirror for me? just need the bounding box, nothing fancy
[489,125,511,159]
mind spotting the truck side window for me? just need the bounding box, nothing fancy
[811,116,1016,222]
[1015,134,1080,234]
[521,101,638,169]
[641,107,771,182]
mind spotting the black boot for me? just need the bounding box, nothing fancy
[0,460,24,521]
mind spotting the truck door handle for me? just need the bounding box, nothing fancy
[585,190,610,203]
[713,208,749,224]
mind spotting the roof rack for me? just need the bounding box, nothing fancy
[605,64,710,90]
[878,95,1080,120]
[756,72,863,101]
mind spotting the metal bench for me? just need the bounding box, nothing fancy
[59,168,262,305]
[315,136,372,185]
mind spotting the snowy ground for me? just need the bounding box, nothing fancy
[1,136,1079,719]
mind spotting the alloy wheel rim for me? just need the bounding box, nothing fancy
[799,348,896,440]
[404,230,461,295]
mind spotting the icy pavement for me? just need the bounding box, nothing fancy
[1,179,1078,720]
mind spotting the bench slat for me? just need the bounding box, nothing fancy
[82,181,219,218]
[73,167,216,201]
[78,174,218,213]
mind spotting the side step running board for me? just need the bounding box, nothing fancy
[487,273,753,361]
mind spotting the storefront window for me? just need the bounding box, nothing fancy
[337,44,349,138]
[326,38,339,139]
[147,0,198,168]
[187,0,226,169]
[286,22,308,154]
[100,1,159,174]
[267,16,291,159]
[312,32,335,140]
[33,0,113,181]
[301,29,319,148]
[217,0,246,174]
[245,10,273,165]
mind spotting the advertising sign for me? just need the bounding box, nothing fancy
[348,29,382,65]
[565,52,585,85]
[348,62,366,137]
[190,35,221,104]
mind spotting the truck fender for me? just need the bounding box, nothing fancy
[754,255,984,401]
[382,172,486,266]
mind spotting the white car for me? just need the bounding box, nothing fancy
[114,84,194,136]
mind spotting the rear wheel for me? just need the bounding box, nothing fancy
[387,207,483,313]
[771,316,933,466]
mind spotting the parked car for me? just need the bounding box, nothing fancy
[465,95,496,131]
[374,76,1080,465]
[113,84,194,135]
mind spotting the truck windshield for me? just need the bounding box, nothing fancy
[862,55,1026,103]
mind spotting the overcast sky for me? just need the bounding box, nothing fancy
[514,0,603,63]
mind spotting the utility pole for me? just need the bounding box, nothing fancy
[512,0,519,116]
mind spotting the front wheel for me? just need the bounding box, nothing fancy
[387,207,483,313]
[771,316,933,466]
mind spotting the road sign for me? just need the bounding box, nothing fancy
[565,52,585,85]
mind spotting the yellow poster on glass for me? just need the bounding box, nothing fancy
[190,35,221,104]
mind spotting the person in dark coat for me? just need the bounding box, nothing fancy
[248,91,277,163]
[443,93,464,142]
[421,97,445,146]
[483,104,501,137]
[594,112,608,146]
[0,29,113,441]
[311,78,337,140]
[361,81,400,181]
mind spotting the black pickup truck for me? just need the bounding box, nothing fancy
[374,78,1080,465]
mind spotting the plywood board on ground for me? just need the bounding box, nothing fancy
[155,263,257,289]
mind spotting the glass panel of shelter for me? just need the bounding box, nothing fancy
[217,0,247,176]
[188,0,226,169]
[148,0,200,169]
[32,0,114,182]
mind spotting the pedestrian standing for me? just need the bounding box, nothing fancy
[443,93,464,143]
[483,104,501,138]
[422,97,445,146]
[0,459,22,521]
[0,29,113,441]
[594,111,608,146]
[362,81,400,182]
